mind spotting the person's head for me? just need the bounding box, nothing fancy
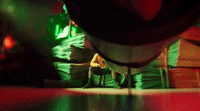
[64,0,200,74]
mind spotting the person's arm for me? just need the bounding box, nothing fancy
[90,54,100,67]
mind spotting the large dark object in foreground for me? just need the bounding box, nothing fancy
[64,0,200,74]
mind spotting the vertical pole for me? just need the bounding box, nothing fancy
[127,66,132,111]
[165,68,170,88]
[160,68,166,88]
[196,70,200,87]
[68,20,72,38]
[128,66,131,96]
[164,47,170,88]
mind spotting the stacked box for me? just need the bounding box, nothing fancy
[131,66,163,89]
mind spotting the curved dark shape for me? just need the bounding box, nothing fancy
[64,0,200,45]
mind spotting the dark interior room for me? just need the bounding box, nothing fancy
[1,0,200,110]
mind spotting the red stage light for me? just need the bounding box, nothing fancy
[69,20,72,25]
[72,21,75,24]
[3,35,15,50]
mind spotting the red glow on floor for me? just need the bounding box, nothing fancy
[0,87,92,111]
[1,87,200,111]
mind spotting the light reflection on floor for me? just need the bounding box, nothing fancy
[1,87,200,111]
[67,88,200,95]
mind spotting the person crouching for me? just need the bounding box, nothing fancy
[83,53,121,89]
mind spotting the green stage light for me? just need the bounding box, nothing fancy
[63,4,68,13]
[46,11,82,42]
[55,24,60,37]
[7,6,14,13]
[71,27,77,38]
[56,26,69,39]
[60,29,63,34]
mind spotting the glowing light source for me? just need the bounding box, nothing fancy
[57,26,69,39]
[63,4,68,12]
[7,6,14,13]
[71,27,77,37]
[3,35,15,50]
[55,25,60,36]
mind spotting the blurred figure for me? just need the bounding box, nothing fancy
[83,53,121,89]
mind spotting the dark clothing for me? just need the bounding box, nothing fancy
[92,66,111,75]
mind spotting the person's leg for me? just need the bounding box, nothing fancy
[111,70,122,89]
[83,66,95,88]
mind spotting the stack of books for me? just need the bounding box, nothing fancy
[132,66,164,89]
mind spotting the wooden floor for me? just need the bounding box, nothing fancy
[1,87,200,111]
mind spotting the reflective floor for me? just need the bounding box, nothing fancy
[1,87,200,111]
